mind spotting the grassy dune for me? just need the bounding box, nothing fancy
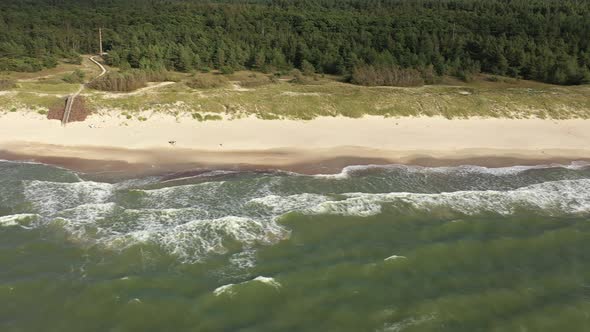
[2,62,589,120]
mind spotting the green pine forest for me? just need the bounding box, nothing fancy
[1,0,590,86]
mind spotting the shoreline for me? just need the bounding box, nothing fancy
[2,144,590,179]
[2,113,590,177]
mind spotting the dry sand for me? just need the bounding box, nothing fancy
[1,111,590,174]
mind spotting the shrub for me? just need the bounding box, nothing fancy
[419,65,440,85]
[203,114,223,121]
[351,65,425,87]
[240,73,276,88]
[220,66,235,75]
[87,69,174,92]
[292,69,318,83]
[0,78,15,90]
[186,75,229,89]
[301,60,316,76]
[63,54,82,65]
[456,70,475,83]
[62,69,85,84]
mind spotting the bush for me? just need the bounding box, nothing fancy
[62,69,85,84]
[419,65,440,85]
[192,112,223,121]
[0,78,16,90]
[220,66,235,75]
[351,65,425,87]
[186,75,229,89]
[88,69,174,92]
[301,60,316,76]
[290,69,305,84]
[239,74,276,88]
[203,114,222,121]
[63,54,82,65]
[456,70,475,83]
[486,75,500,82]
[290,69,319,84]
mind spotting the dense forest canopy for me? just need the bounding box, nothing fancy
[1,0,589,85]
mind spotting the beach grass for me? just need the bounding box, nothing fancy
[2,68,589,120]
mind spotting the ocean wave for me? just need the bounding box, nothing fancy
[0,214,38,227]
[248,193,330,215]
[85,215,289,264]
[14,168,590,265]
[252,179,590,217]
[311,162,590,180]
[213,276,281,297]
[377,313,437,332]
[132,181,226,209]
[23,180,113,215]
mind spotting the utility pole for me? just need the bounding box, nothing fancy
[99,28,103,55]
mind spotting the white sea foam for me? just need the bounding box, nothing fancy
[15,167,590,265]
[384,255,406,261]
[252,276,281,289]
[23,180,113,215]
[248,179,590,219]
[229,249,257,269]
[310,197,383,217]
[248,193,330,215]
[213,283,236,297]
[160,170,238,184]
[97,215,290,263]
[213,276,281,297]
[312,162,590,179]
[377,313,437,332]
[57,203,118,222]
[0,214,38,227]
[134,181,226,209]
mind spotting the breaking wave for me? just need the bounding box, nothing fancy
[214,276,282,297]
[7,161,590,265]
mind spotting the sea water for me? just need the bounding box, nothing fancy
[1,160,590,331]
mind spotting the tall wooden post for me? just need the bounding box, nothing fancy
[99,28,103,55]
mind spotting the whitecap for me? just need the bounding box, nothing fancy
[213,283,236,297]
[384,255,406,261]
[252,276,281,289]
[213,276,281,297]
[0,214,38,227]
[23,180,113,215]
[311,161,590,179]
[248,193,330,215]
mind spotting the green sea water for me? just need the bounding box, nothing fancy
[1,160,590,331]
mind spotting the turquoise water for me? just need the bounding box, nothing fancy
[1,160,590,331]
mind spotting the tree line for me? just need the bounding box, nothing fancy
[0,0,589,85]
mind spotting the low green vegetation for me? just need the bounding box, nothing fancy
[186,75,229,89]
[62,70,85,84]
[80,73,590,120]
[0,78,16,90]
[1,57,588,120]
[88,70,177,92]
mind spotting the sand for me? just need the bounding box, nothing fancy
[1,111,590,174]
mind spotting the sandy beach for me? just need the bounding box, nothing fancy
[1,111,590,174]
